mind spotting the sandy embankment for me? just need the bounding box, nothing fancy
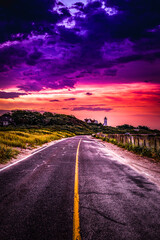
[96,138,160,189]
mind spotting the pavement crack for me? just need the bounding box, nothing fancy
[81,206,126,226]
[33,161,47,172]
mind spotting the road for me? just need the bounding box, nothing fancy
[0,135,160,240]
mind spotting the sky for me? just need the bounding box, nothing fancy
[0,0,160,129]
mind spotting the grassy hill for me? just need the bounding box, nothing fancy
[0,110,92,135]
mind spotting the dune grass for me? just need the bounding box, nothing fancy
[0,129,75,164]
[0,144,19,164]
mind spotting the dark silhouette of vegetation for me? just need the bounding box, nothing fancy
[138,125,150,130]
[0,110,159,135]
[0,110,91,134]
[117,124,134,130]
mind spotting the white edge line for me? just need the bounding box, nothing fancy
[90,137,126,163]
[103,147,126,162]
[100,142,153,178]
[99,142,126,163]
[0,138,66,173]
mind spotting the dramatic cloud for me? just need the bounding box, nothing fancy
[72,107,113,111]
[64,98,76,101]
[50,99,60,102]
[0,0,71,42]
[0,91,26,99]
[0,45,27,72]
[85,92,93,96]
[0,0,159,92]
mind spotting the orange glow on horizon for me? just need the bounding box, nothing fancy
[0,82,160,129]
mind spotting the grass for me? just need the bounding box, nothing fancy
[0,144,19,164]
[0,129,75,164]
[95,135,160,161]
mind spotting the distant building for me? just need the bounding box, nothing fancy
[87,119,91,123]
[84,118,98,124]
[103,117,107,126]
[134,129,140,132]
[94,120,98,124]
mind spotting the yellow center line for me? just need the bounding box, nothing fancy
[73,139,82,240]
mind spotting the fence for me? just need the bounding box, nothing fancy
[95,133,160,152]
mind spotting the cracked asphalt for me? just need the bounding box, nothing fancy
[0,136,160,240]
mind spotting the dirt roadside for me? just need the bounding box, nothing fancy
[0,139,66,170]
[95,137,160,189]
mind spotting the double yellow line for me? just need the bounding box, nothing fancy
[73,139,81,240]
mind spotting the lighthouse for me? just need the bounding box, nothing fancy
[103,117,107,126]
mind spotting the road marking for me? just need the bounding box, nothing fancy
[73,139,81,240]
[100,141,154,179]
[0,138,66,173]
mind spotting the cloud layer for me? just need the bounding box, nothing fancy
[0,91,26,99]
[0,0,160,92]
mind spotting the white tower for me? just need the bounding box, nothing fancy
[103,117,107,126]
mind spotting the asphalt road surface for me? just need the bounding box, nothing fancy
[0,136,160,240]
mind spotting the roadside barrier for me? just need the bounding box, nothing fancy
[94,133,160,159]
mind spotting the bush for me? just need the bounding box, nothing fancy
[141,147,153,158]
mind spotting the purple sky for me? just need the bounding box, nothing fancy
[0,0,160,128]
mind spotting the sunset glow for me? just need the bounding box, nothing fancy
[0,0,160,129]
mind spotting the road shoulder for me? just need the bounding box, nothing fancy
[93,137,160,189]
[0,138,67,170]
